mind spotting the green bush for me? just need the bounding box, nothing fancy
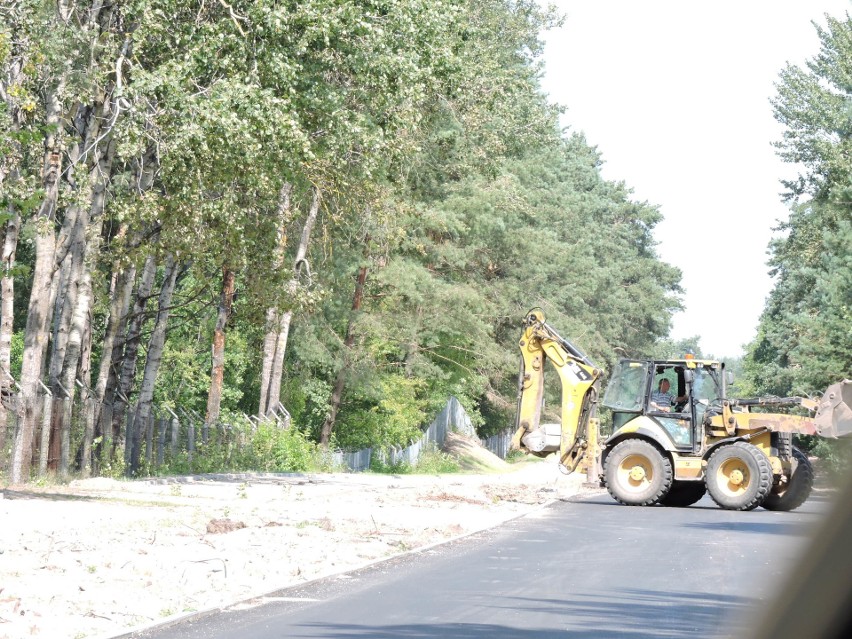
[416,446,461,474]
[154,417,333,476]
[504,448,527,463]
[369,443,460,475]
[797,435,852,482]
[369,456,412,475]
[248,422,324,472]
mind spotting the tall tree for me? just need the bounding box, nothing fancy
[743,13,852,397]
[129,255,181,475]
[204,266,236,429]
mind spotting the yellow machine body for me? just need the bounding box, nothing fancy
[513,310,851,510]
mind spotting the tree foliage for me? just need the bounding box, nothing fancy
[0,0,686,477]
[742,13,852,398]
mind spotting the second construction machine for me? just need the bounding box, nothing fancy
[512,310,852,511]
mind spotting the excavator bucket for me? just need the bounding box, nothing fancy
[814,380,852,438]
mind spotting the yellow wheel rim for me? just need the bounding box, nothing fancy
[616,453,654,494]
[716,457,751,498]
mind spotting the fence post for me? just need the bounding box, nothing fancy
[145,411,154,465]
[124,407,135,469]
[220,421,229,465]
[54,381,72,480]
[99,401,114,463]
[166,408,179,458]
[77,380,96,478]
[157,416,166,467]
[272,403,291,429]
[187,419,195,464]
[37,381,52,476]
[0,379,15,470]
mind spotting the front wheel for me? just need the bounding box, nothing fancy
[762,446,814,511]
[604,439,673,506]
[705,441,772,511]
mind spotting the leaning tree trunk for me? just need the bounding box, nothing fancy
[129,255,179,476]
[257,183,292,416]
[48,255,75,389]
[259,186,321,417]
[95,263,135,460]
[42,89,98,474]
[97,148,157,460]
[320,242,370,447]
[205,266,236,428]
[10,80,64,484]
[74,139,116,476]
[265,311,294,416]
[110,254,157,450]
[56,132,116,475]
[45,220,82,474]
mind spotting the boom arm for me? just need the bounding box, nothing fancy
[512,310,603,475]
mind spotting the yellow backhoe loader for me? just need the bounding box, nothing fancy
[512,309,852,511]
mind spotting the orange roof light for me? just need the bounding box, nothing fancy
[684,352,695,360]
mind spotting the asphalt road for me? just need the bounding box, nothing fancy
[133,491,829,639]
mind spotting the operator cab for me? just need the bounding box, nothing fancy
[602,359,725,452]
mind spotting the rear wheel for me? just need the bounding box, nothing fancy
[763,446,814,511]
[705,441,772,511]
[604,439,673,506]
[661,480,706,507]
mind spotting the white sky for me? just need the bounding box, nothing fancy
[540,0,849,359]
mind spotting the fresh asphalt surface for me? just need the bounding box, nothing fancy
[134,490,828,639]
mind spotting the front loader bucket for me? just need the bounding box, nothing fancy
[815,380,852,438]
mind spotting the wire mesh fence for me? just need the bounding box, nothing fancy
[1,391,514,479]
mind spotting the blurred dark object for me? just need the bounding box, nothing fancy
[749,464,852,639]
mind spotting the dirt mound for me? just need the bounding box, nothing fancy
[442,431,511,473]
[207,518,247,534]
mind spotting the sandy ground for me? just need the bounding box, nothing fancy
[0,439,591,639]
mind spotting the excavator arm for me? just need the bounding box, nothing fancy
[512,310,603,476]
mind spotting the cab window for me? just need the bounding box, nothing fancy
[602,361,650,412]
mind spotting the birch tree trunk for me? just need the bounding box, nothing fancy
[0,216,20,369]
[265,311,294,415]
[258,307,281,416]
[46,0,119,476]
[0,53,24,453]
[79,316,95,477]
[129,255,179,475]
[48,256,75,389]
[205,266,236,428]
[320,242,370,447]
[10,80,64,483]
[0,208,20,453]
[95,264,135,458]
[259,186,321,417]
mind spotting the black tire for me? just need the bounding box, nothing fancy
[705,441,773,511]
[604,439,673,506]
[762,446,814,512]
[661,480,706,507]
